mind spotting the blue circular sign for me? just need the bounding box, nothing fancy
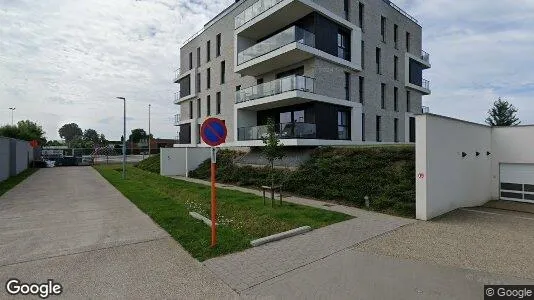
[201,118,227,147]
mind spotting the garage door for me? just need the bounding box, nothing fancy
[500,164,534,203]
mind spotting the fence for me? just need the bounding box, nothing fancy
[44,147,163,165]
[0,137,35,182]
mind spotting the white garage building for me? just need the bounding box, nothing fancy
[415,114,534,220]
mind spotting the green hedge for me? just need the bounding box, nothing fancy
[135,154,160,174]
[189,146,416,218]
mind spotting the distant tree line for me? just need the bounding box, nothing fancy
[0,120,47,145]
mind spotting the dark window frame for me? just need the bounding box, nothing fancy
[376,115,382,142]
[381,83,386,109]
[380,16,387,42]
[216,34,221,57]
[206,40,211,62]
[359,76,364,104]
[206,95,211,116]
[216,92,221,115]
[376,47,381,75]
[220,61,226,84]
[394,87,399,111]
[394,118,399,143]
[344,72,351,101]
[206,68,211,89]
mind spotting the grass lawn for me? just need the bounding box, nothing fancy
[0,168,38,197]
[94,165,353,261]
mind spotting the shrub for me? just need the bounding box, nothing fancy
[135,154,160,174]
[189,146,416,218]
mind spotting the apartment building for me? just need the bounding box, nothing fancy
[173,0,431,147]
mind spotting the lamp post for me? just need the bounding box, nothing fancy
[148,104,151,156]
[8,107,15,125]
[116,97,126,179]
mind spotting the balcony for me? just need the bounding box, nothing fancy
[238,122,316,141]
[236,26,317,76]
[422,78,430,90]
[421,50,430,63]
[235,0,284,29]
[236,75,315,104]
[174,114,181,126]
[422,106,429,114]
[173,92,181,104]
[173,68,180,83]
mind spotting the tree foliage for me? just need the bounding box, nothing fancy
[261,118,285,189]
[485,98,520,126]
[129,128,148,143]
[59,123,83,144]
[0,120,47,145]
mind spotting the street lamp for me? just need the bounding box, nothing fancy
[148,104,151,156]
[116,97,126,179]
[8,107,15,125]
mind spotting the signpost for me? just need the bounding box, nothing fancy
[200,118,227,248]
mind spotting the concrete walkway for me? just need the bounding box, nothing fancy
[0,167,236,299]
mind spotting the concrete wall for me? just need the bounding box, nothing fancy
[490,126,534,199]
[0,137,35,182]
[416,114,534,220]
[416,114,492,220]
[160,147,211,177]
[0,138,10,182]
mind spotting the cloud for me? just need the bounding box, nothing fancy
[395,0,534,124]
[0,0,233,140]
[1,0,533,142]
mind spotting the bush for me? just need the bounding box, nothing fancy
[189,146,416,218]
[135,154,160,174]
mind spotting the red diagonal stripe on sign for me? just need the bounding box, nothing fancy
[206,123,224,141]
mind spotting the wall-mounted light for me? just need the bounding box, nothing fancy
[462,152,467,158]
[487,151,492,156]
[476,152,480,157]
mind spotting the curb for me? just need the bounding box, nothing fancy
[251,226,312,247]
[189,212,218,227]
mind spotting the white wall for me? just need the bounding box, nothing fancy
[15,140,30,175]
[490,126,534,199]
[160,147,211,177]
[416,114,493,220]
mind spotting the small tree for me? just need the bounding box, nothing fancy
[261,118,285,190]
[485,98,520,126]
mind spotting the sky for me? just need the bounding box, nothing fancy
[1,0,533,141]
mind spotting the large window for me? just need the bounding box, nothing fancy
[216,92,221,114]
[394,87,399,111]
[206,68,211,89]
[189,52,193,70]
[344,72,351,101]
[394,56,399,80]
[361,113,366,141]
[220,61,226,84]
[394,118,399,143]
[359,76,364,104]
[207,95,211,116]
[376,115,382,142]
[179,75,191,98]
[376,47,381,74]
[338,111,350,140]
[206,40,211,62]
[216,34,221,57]
[196,47,200,67]
[381,83,386,109]
[337,31,350,60]
[380,16,386,42]
[197,98,201,118]
[359,3,364,30]
[394,24,399,49]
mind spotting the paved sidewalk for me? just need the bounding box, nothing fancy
[173,176,415,292]
[0,167,237,299]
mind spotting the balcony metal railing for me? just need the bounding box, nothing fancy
[422,78,430,90]
[174,114,181,126]
[421,50,430,63]
[238,122,317,141]
[235,0,285,29]
[174,68,181,82]
[422,106,429,114]
[237,26,315,65]
[236,75,315,104]
[382,0,419,24]
[174,92,180,103]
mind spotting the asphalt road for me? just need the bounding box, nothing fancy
[0,167,236,299]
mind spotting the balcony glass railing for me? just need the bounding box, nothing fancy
[174,92,180,103]
[174,68,180,82]
[238,122,317,141]
[235,0,285,29]
[422,78,430,90]
[421,106,429,114]
[237,26,315,65]
[236,75,315,104]
[421,50,430,63]
[174,114,181,125]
